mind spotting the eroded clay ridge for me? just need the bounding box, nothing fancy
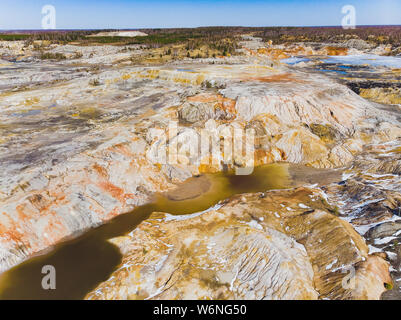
[0,47,400,275]
[86,187,392,300]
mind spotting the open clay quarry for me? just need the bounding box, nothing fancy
[0,27,400,300]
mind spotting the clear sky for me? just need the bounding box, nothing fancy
[0,0,400,30]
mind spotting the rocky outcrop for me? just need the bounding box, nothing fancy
[344,39,373,51]
[360,87,401,105]
[317,139,401,299]
[86,187,392,300]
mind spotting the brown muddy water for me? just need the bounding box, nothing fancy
[0,163,341,300]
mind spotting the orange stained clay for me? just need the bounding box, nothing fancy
[187,93,237,115]
[243,73,307,84]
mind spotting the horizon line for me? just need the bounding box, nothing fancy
[1,24,401,32]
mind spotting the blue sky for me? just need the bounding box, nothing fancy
[0,0,400,29]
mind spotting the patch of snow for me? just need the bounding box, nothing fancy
[368,245,382,254]
[90,31,148,37]
[164,204,222,222]
[281,57,311,65]
[386,251,398,260]
[326,258,338,270]
[230,267,240,291]
[207,242,216,250]
[354,215,401,236]
[374,236,397,245]
[342,172,354,181]
[248,219,264,230]
[154,253,170,272]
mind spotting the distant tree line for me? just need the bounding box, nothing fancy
[254,26,401,46]
[0,26,400,47]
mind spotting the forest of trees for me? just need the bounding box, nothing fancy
[0,26,400,47]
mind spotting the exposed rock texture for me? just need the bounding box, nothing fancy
[360,87,401,105]
[86,187,392,300]
[0,37,400,303]
[322,139,401,299]
[0,51,400,273]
